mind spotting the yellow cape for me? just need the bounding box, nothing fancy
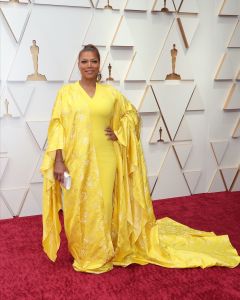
[41,83,240,273]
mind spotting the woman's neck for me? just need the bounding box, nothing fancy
[79,78,96,88]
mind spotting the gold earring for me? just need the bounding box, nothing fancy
[97,73,102,82]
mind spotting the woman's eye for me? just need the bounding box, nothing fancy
[81,61,87,64]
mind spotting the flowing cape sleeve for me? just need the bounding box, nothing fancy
[40,88,65,262]
[111,88,240,268]
[111,89,156,263]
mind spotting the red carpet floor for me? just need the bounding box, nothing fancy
[0,192,240,300]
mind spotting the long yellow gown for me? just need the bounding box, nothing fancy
[41,81,240,273]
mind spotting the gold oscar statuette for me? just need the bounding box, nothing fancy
[157,127,164,142]
[106,63,114,81]
[165,44,181,80]
[161,0,169,13]
[104,0,113,9]
[27,40,47,81]
[4,99,12,117]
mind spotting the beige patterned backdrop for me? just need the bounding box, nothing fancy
[0,0,240,219]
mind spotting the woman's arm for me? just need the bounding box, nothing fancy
[54,149,68,183]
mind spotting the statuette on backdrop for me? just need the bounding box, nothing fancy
[157,127,164,142]
[104,0,113,9]
[27,40,47,81]
[4,99,12,117]
[9,0,19,3]
[161,0,169,13]
[106,63,114,81]
[165,44,181,80]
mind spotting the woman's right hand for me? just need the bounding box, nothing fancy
[54,161,68,184]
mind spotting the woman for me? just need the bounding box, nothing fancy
[41,44,240,273]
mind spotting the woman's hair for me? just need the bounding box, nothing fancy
[78,44,100,62]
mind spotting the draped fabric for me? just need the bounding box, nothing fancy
[41,82,240,273]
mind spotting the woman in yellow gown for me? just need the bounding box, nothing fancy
[41,44,240,274]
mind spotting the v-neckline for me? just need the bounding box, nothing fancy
[77,81,98,100]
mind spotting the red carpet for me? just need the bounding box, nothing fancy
[0,192,240,300]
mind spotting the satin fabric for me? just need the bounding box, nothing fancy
[41,82,240,273]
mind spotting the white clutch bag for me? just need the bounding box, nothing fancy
[61,172,71,190]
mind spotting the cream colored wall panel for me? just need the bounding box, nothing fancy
[19,189,41,216]
[96,0,125,10]
[183,170,201,194]
[0,118,40,187]
[140,112,159,142]
[178,16,199,48]
[208,170,226,192]
[174,116,192,141]
[125,51,145,81]
[122,81,146,107]
[152,0,176,12]
[231,171,240,191]
[33,0,91,7]
[1,188,28,216]
[0,141,8,153]
[125,12,173,81]
[151,21,194,80]
[30,183,43,208]
[142,143,170,180]
[208,84,239,139]
[111,16,134,47]
[8,83,34,115]
[84,10,121,46]
[26,121,49,150]
[210,140,229,165]
[31,153,43,183]
[151,81,194,139]
[173,143,192,168]
[101,48,133,82]
[223,83,240,110]
[219,0,240,16]
[172,0,185,12]
[1,0,29,3]
[23,82,62,120]
[0,157,9,180]
[0,13,17,81]
[149,115,171,143]
[140,113,171,176]
[1,5,30,42]
[8,6,92,81]
[179,115,216,194]
[0,196,13,219]
[186,86,204,111]
[220,139,240,166]
[232,118,240,138]
[215,49,240,80]
[0,88,21,117]
[221,167,238,190]
[152,147,190,199]
[179,0,199,14]
[148,175,158,193]
[138,86,159,113]
[228,20,240,47]
[69,47,107,82]
[125,0,152,11]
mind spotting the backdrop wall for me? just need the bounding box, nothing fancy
[0,0,240,219]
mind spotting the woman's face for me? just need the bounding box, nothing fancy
[78,51,100,81]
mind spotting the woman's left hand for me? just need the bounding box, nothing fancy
[105,127,118,141]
